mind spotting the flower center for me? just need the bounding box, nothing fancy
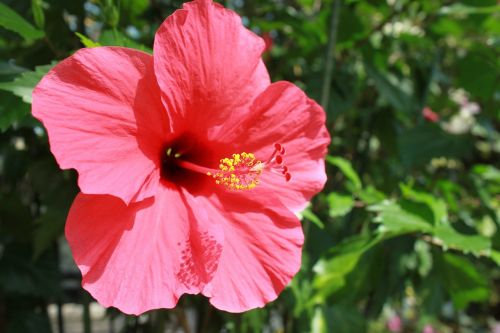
[171,143,291,191]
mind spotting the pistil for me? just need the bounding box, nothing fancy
[169,143,291,191]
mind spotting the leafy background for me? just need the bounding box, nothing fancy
[0,0,499,332]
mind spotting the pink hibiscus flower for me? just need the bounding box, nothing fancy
[32,0,329,314]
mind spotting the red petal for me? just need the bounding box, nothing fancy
[153,0,270,134]
[66,185,223,315]
[199,188,304,312]
[32,47,168,204]
[220,82,330,212]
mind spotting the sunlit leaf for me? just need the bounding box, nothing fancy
[473,164,500,184]
[400,184,448,225]
[327,192,354,217]
[301,207,325,229]
[433,224,491,256]
[75,32,101,48]
[311,307,329,333]
[0,63,55,103]
[326,156,362,190]
[31,0,45,30]
[369,200,433,234]
[313,234,383,300]
[358,185,386,205]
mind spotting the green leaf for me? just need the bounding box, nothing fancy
[358,185,386,205]
[0,61,27,80]
[436,180,463,213]
[328,305,367,333]
[327,192,354,217]
[456,49,498,100]
[433,224,491,256]
[33,210,66,259]
[121,0,149,19]
[369,200,433,235]
[470,171,498,220]
[438,253,489,310]
[301,208,325,229]
[311,305,366,333]
[27,157,78,208]
[240,308,267,333]
[491,251,500,266]
[0,63,55,103]
[398,124,473,168]
[31,0,45,30]
[415,240,433,277]
[75,32,101,48]
[370,194,493,257]
[0,2,45,41]
[311,307,329,333]
[313,234,382,300]
[99,30,152,54]
[289,253,315,315]
[326,156,362,190]
[400,184,448,225]
[0,91,30,131]
[314,239,368,299]
[473,164,500,184]
[439,4,500,16]
[364,62,414,114]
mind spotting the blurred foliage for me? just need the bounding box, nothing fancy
[0,0,499,332]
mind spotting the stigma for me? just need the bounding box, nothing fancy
[207,143,291,191]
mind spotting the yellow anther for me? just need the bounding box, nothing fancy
[209,151,262,191]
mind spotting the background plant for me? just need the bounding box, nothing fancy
[0,0,498,332]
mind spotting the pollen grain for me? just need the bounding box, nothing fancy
[208,152,262,191]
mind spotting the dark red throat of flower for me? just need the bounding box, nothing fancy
[173,143,291,191]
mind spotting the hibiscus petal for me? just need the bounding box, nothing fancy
[32,47,168,204]
[220,81,330,212]
[153,0,270,134]
[66,185,223,315]
[198,188,304,312]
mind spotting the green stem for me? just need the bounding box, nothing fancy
[82,297,91,333]
[320,0,342,111]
